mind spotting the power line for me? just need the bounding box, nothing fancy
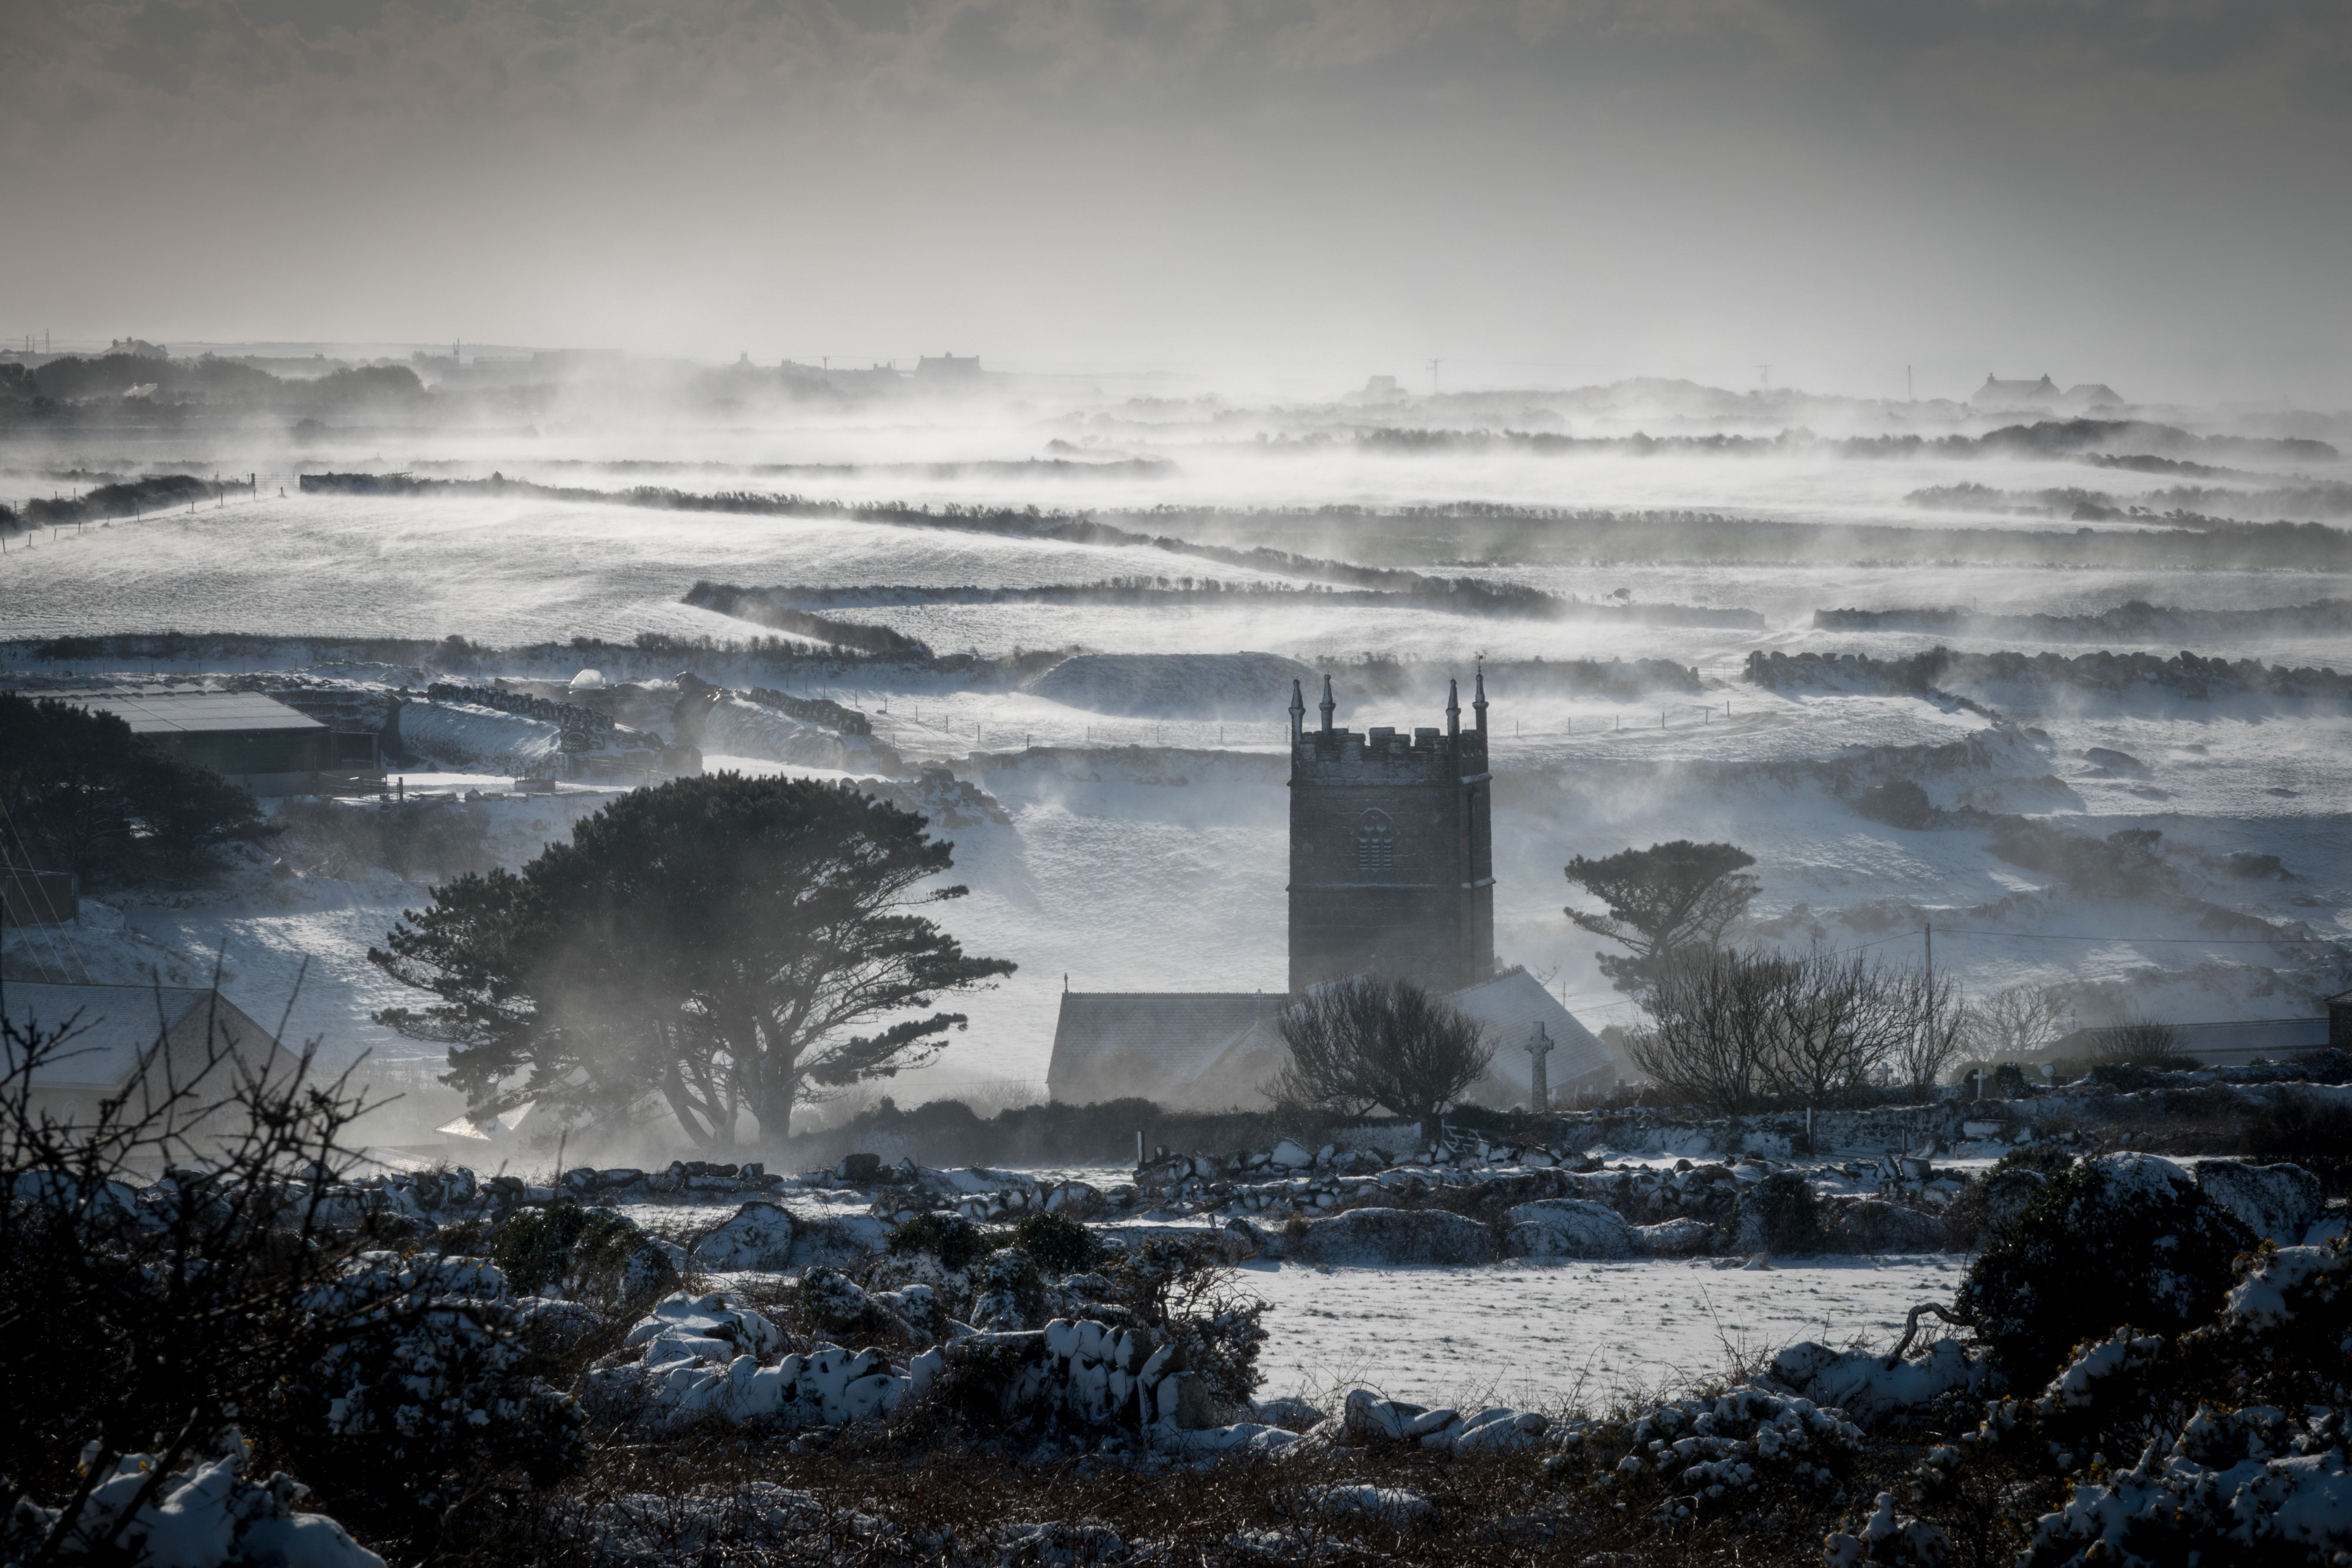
[1933,927,2345,947]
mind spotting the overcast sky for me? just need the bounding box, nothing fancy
[7,0,2350,401]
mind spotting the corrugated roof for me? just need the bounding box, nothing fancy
[3,982,216,1086]
[59,690,325,735]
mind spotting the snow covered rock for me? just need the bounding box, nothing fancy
[1505,1198,1637,1259]
[1825,1492,1955,1568]
[2020,1429,2352,1567]
[1635,1218,1722,1256]
[1291,1207,1498,1266]
[690,1202,798,1271]
[1301,1484,1430,1523]
[1770,1339,1987,1430]
[2196,1161,2324,1244]
[591,1292,930,1432]
[5,1437,386,1568]
[1548,1386,1862,1522]
[624,1291,789,1368]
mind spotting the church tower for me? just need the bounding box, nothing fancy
[1286,667,1495,995]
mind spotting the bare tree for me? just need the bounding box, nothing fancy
[1267,974,1493,1142]
[2092,1014,2185,1066]
[1758,948,1918,1108]
[0,994,377,1568]
[1891,968,1967,1099]
[1966,983,2072,1061]
[1624,947,1792,1113]
[1632,947,1929,1112]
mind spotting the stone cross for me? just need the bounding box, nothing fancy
[1525,1022,1555,1112]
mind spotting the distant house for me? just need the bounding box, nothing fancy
[2064,383,2124,411]
[1972,374,2062,409]
[2,981,306,1146]
[916,354,983,382]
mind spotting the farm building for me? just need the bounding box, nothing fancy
[56,688,380,793]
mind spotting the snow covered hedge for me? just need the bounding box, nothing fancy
[274,1253,585,1526]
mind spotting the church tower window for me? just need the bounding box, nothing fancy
[1355,811,1395,874]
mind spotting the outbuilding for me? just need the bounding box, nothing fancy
[57,688,378,794]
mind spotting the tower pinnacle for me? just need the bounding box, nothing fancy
[1318,674,1335,734]
[1446,678,1461,736]
[1288,678,1306,740]
[1472,658,1488,733]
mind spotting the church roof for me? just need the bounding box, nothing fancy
[1046,991,1280,1102]
[1044,970,1621,1110]
[1444,968,1615,1087]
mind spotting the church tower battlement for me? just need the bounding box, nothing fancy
[1285,667,1495,995]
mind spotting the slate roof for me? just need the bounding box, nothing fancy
[2,982,285,1088]
[1972,374,2060,405]
[1045,992,1281,1094]
[1444,968,1615,1087]
[1046,969,1621,1107]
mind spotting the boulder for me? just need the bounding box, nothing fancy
[1824,1199,1949,1254]
[2196,1160,2324,1243]
[1292,1206,1498,1267]
[689,1201,798,1271]
[1269,1139,1314,1169]
[1504,1199,1638,1259]
[1635,1218,1722,1256]
[835,1152,883,1184]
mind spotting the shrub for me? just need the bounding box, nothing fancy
[1855,780,1935,830]
[1953,1153,2257,1382]
[491,1203,671,1304]
[1010,1210,1104,1274]
[885,1210,995,1272]
[272,1253,584,1537]
[1738,1171,1826,1254]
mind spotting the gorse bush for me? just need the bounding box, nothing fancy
[1953,1152,2257,1383]
[1010,1211,1104,1275]
[275,1253,584,1537]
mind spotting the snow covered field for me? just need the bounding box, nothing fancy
[6,384,2350,1099]
[1241,1255,1967,1409]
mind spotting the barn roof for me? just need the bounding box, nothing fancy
[55,689,324,736]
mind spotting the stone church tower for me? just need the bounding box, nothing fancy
[1286,668,1495,995]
